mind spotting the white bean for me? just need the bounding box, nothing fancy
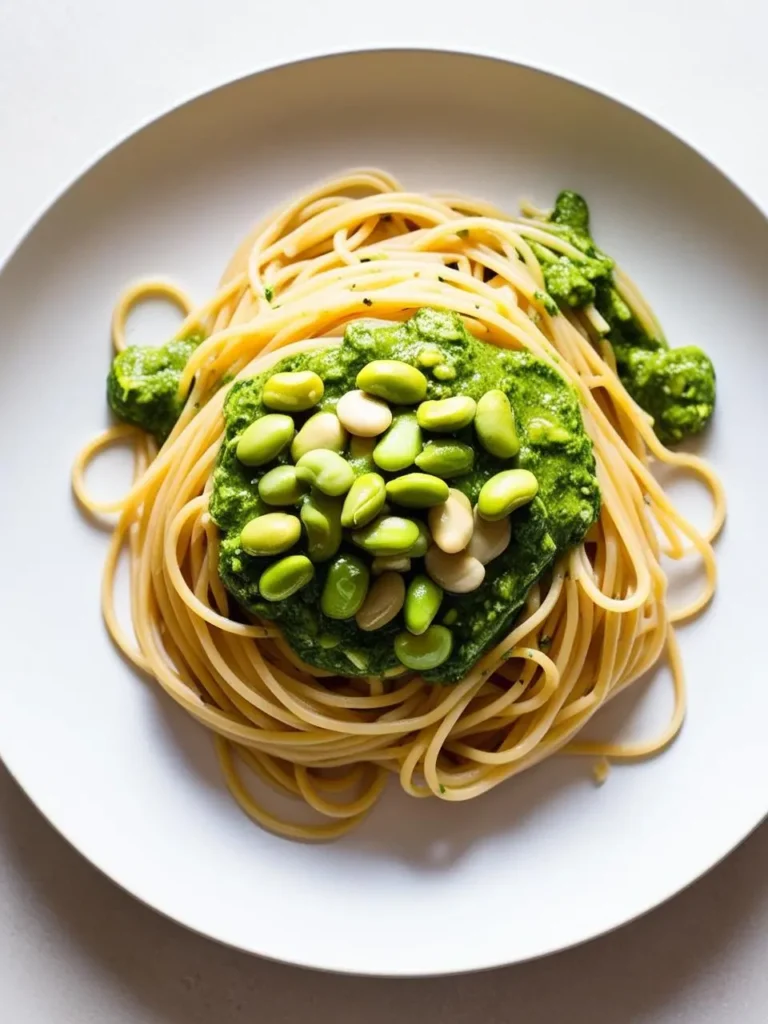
[336,389,393,437]
[355,572,406,631]
[467,507,512,565]
[428,488,473,554]
[371,555,412,575]
[425,545,485,594]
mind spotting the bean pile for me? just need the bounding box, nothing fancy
[234,360,539,672]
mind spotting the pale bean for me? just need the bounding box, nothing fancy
[467,507,512,565]
[355,572,406,631]
[336,390,393,437]
[290,411,347,461]
[372,555,412,575]
[427,488,473,554]
[425,546,485,594]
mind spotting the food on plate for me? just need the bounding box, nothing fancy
[73,169,723,840]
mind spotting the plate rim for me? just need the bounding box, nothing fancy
[2,46,766,977]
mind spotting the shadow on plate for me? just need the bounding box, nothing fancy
[2,760,766,1023]
[150,660,666,871]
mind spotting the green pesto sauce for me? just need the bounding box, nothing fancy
[106,329,204,441]
[210,309,600,684]
[537,190,716,445]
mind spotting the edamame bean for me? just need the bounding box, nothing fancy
[259,554,314,602]
[348,435,377,476]
[257,465,307,506]
[527,417,571,444]
[290,411,347,461]
[352,515,420,556]
[373,410,422,472]
[262,370,324,412]
[428,488,473,554]
[372,555,412,574]
[295,449,355,497]
[417,345,443,368]
[236,414,294,467]
[321,554,370,620]
[356,360,428,404]
[404,576,444,636]
[395,625,453,672]
[355,572,406,631]
[336,389,393,437]
[433,363,456,382]
[467,507,512,565]
[300,492,343,562]
[425,546,485,594]
[341,472,387,529]
[475,390,520,458]
[405,521,430,558]
[477,468,538,521]
[240,512,301,556]
[416,396,476,432]
[385,473,449,509]
[414,440,474,478]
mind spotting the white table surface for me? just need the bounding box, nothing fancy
[2,1,767,1019]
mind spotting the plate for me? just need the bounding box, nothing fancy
[1,49,766,976]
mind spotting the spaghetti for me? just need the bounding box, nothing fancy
[73,169,724,840]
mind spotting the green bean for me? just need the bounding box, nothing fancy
[321,554,370,620]
[240,512,301,556]
[404,576,444,636]
[300,492,343,562]
[477,468,538,521]
[352,515,420,556]
[290,411,347,461]
[405,521,430,558]
[236,414,294,467]
[341,472,387,529]
[475,390,520,458]
[414,440,474,479]
[385,473,449,508]
[257,465,307,506]
[348,435,377,476]
[394,625,453,671]
[263,370,324,412]
[259,555,314,602]
[416,396,476,432]
[433,363,456,382]
[356,360,427,404]
[416,345,444,368]
[373,410,422,472]
[527,417,571,444]
[295,449,355,496]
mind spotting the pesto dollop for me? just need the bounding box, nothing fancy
[106,329,204,441]
[210,309,600,683]
[533,191,716,444]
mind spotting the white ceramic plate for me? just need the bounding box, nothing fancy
[1,50,766,976]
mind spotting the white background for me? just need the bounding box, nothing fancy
[1,1,767,1020]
